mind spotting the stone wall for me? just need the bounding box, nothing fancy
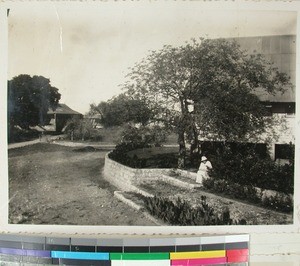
[103,153,170,191]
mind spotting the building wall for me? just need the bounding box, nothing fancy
[231,35,297,159]
[217,35,297,102]
[55,114,82,133]
[235,35,296,101]
[46,113,83,133]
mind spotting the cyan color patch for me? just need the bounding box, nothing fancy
[51,251,109,260]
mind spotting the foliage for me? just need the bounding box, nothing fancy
[64,117,103,141]
[95,126,124,144]
[108,142,149,168]
[143,195,246,225]
[120,124,168,147]
[122,38,291,168]
[8,127,40,143]
[208,143,294,194]
[261,193,293,213]
[8,74,61,130]
[109,124,169,167]
[89,93,154,127]
[202,178,261,203]
[202,178,293,213]
[144,153,178,168]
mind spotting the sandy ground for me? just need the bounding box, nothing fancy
[8,143,156,225]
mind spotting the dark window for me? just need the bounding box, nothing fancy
[285,103,295,114]
[262,102,295,115]
[275,144,294,160]
[264,104,273,116]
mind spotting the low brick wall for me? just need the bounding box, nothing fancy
[103,153,170,191]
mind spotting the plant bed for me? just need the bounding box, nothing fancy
[136,180,293,225]
[113,146,200,169]
[142,195,246,226]
[202,178,293,213]
[113,191,164,225]
[114,190,243,226]
[127,146,178,159]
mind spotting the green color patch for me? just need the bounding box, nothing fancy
[110,252,169,260]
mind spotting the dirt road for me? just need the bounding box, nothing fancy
[8,143,156,225]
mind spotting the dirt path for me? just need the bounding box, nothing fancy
[8,143,156,225]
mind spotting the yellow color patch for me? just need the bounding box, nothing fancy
[170,250,226,260]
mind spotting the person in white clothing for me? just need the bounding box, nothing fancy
[196,156,212,184]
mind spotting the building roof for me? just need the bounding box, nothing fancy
[253,86,295,103]
[47,103,82,115]
[233,35,296,103]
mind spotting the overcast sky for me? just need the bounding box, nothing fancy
[8,2,297,114]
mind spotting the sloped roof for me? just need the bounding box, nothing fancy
[232,35,296,103]
[253,86,295,102]
[47,103,82,115]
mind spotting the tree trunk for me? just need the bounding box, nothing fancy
[190,123,199,166]
[177,96,188,169]
[178,126,186,169]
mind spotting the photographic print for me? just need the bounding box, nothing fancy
[4,2,297,228]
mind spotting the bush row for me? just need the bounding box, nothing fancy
[108,142,151,168]
[202,178,293,213]
[108,124,172,168]
[8,127,40,143]
[64,117,103,141]
[142,195,246,226]
[207,143,294,194]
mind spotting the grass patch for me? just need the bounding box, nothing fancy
[8,143,73,157]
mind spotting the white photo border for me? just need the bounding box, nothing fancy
[0,0,299,236]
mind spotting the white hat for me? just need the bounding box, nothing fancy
[201,156,207,161]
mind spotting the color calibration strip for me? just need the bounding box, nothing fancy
[0,234,249,265]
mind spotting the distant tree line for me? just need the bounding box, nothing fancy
[8,74,61,141]
[89,93,153,127]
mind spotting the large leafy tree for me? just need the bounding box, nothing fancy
[8,74,61,130]
[122,38,292,168]
[89,93,154,127]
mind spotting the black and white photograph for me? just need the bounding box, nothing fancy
[5,2,297,227]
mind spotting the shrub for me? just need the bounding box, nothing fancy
[119,124,168,147]
[261,192,293,213]
[202,178,292,213]
[208,143,294,194]
[64,117,103,141]
[145,153,178,168]
[97,126,124,143]
[142,195,246,225]
[109,142,149,168]
[8,127,40,143]
[109,124,169,168]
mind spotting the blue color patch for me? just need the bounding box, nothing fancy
[0,247,51,258]
[51,251,109,260]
